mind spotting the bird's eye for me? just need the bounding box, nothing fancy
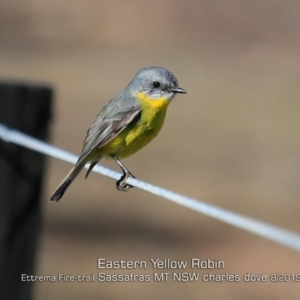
[153,81,161,88]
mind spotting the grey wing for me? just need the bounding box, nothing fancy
[75,106,141,166]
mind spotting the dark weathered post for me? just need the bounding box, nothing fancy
[0,82,52,300]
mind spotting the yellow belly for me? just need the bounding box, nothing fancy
[97,93,171,159]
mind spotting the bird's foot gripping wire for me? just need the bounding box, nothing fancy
[116,170,135,192]
[111,155,135,192]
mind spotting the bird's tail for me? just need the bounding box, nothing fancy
[50,163,85,202]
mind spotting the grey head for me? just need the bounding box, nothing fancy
[126,67,186,100]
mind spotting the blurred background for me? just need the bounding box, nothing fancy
[1,0,300,299]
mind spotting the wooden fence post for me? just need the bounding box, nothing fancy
[0,82,52,300]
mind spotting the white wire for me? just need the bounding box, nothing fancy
[1,123,300,252]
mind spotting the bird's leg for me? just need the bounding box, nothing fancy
[111,155,135,192]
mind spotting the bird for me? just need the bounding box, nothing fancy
[50,66,186,201]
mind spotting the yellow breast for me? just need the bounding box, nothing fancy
[101,92,171,159]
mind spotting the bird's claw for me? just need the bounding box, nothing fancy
[116,173,135,192]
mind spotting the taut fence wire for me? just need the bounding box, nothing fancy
[1,123,300,252]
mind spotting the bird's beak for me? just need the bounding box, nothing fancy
[169,87,187,94]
